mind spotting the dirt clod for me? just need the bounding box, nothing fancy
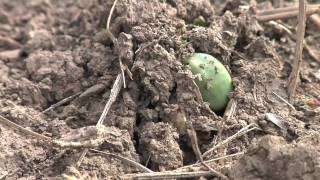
[230,135,320,180]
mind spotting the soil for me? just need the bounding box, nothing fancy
[0,0,319,179]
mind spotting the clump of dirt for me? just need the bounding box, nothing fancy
[25,50,84,102]
[138,122,183,171]
[229,135,320,180]
[0,0,319,179]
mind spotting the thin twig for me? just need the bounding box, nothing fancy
[76,74,123,167]
[202,123,258,159]
[0,115,52,141]
[42,92,81,113]
[230,49,250,62]
[54,139,106,148]
[135,38,162,56]
[106,0,126,88]
[255,4,319,22]
[0,115,124,150]
[310,14,320,30]
[79,84,106,100]
[106,0,118,44]
[75,149,89,167]
[224,100,237,122]
[256,4,319,16]
[90,149,153,173]
[287,0,307,102]
[121,171,214,180]
[187,122,228,180]
[0,35,22,49]
[272,92,295,110]
[268,20,320,63]
[0,171,8,180]
[174,152,244,172]
[75,0,124,167]
[0,49,21,60]
[97,74,122,125]
[213,100,237,161]
[304,42,320,63]
[269,20,293,36]
[119,59,126,88]
[145,153,151,167]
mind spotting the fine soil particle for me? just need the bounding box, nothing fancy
[0,0,319,179]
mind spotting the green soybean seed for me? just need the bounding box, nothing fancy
[193,16,208,27]
[184,53,232,112]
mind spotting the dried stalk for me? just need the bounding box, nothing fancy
[90,149,153,173]
[122,171,214,179]
[256,4,319,16]
[287,0,307,101]
[0,115,52,142]
[76,74,123,167]
[75,0,124,167]
[174,152,244,172]
[106,0,118,44]
[256,4,319,22]
[272,92,295,110]
[187,122,228,180]
[42,92,81,113]
[202,123,258,159]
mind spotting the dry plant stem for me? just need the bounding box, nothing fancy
[119,59,126,88]
[256,4,319,22]
[0,115,52,141]
[221,100,237,138]
[97,74,123,125]
[106,0,118,44]
[90,149,153,173]
[76,73,123,167]
[0,49,21,60]
[310,14,320,30]
[214,100,237,161]
[202,123,257,159]
[42,92,82,113]
[135,38,162,55]
[187,122,228,180]
[287,0,307,102]
[0,115,119,149]
[256,4,319,16]
[75,149,89,167]
[269,20,320,63]
[272,92,295,110]
[75,0,124,167]
[145,153,151,167]
[121,171,214,180]
[54,138,106,148]
[174,152,244,172]
[269,21,293,36]
[0,171,8,180]
[304,43,320,62]
[106,0,126,88]
[0,36,22,48]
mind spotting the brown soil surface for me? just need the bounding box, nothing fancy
[0,0,319,179]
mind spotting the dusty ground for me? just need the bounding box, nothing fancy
[0,0,319,179]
